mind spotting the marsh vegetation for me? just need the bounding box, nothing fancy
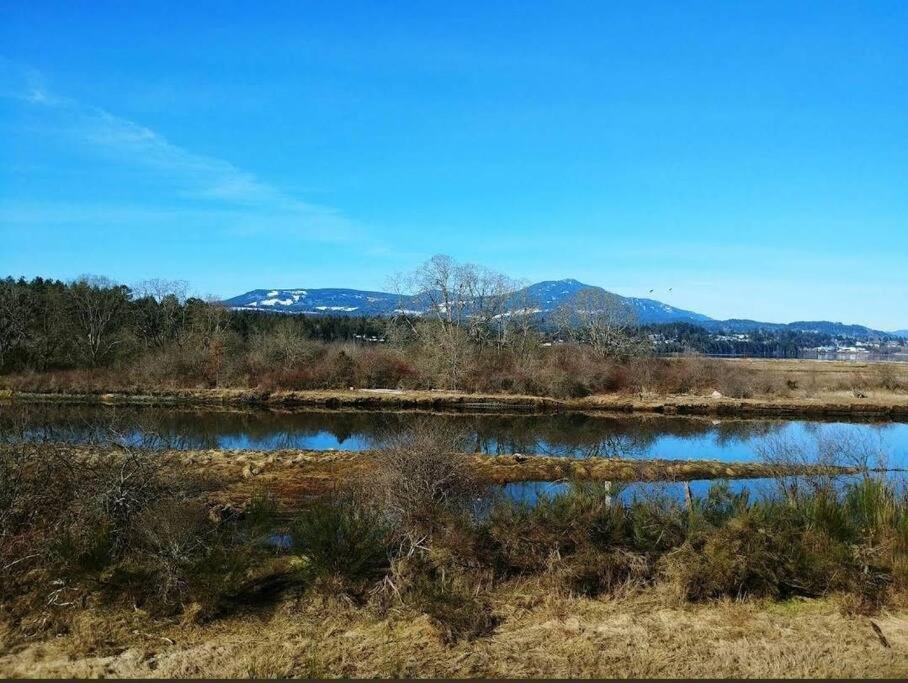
[2,421,906,677]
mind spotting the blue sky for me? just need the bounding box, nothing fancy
[1,1,906,329]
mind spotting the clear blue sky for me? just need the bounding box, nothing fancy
[1,1,906,329]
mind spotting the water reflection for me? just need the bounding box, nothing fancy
[502,473,908,507]
[1,402,906,468]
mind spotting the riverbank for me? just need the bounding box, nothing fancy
[5,386,908,419]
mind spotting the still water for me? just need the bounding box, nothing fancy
[3,403,907,469]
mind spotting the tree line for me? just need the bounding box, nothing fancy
[0,257,878,395]
[0,258,648,395]
[0,275,386,374]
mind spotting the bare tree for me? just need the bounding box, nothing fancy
[188,297,232,386]
[460,265,515,348]
[391,255,516,387]
[0,281,27,369]
[132,278,190,349]
[248,318,317,374]
[555,287,642,359]
[67,275,131,366]
[132,278,189,303]
[497,279,542,364]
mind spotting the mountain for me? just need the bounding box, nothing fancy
[223,280,891,338]
[893,330,908,339]
[224,279,714,326]
[517,279,713,325]
[224,288,403,316]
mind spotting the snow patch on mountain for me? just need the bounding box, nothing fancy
[222,280,892,337]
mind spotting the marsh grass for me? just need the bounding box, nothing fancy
[4,423,908,654]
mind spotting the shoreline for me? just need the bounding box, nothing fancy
[4,386,908,419]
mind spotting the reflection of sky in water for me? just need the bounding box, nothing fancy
[217,431,372,451]
[500,479,780,506]
[503,473,908,506]
[5,405,908,468]
[213,420,908,469]
[643,422,905,464]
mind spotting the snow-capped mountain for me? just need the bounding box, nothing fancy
[223,280,893,337]
[515,280,712,324]
[224,279,714,325]
[225,288,403,316]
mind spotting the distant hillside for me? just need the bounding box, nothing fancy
[700,319,887,338]
[223,280,892,339]
[224,279,715,326]
[224,288,401,316]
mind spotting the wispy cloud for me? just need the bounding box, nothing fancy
[1,59,362,243]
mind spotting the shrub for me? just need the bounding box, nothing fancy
[397,557,498,643]
[291,497,392,590]
[661,483,905,609]
[484,482,627,574]
[556,547,651,597]
[662,505,834,601]
[364,422,482,545]
[0,444,263,618]
[626,493,688,553]
[244,489,280,534]
[356,348,418,388]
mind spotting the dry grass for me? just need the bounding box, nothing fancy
[23,446,855,512]
[5,356,908,419]
[2,590,906,678]
[4,430,908,678]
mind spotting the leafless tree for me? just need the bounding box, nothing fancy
[132,278,190,349]
[497,279,542,364]
[132,278,189,303]
[67,275,130,366]
[248,318,318,374]
[391,255,516,387]
[555,287,641,359]
[460,265,515,348]
[0,281,27,369]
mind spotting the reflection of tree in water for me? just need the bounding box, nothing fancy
[2,404,903,463]
[711,419,783,447]
[0,405,809,456]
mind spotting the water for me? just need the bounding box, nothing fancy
[500,475,895,506]
[3,402,907,468]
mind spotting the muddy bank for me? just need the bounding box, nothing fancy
[5,386,908,419]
